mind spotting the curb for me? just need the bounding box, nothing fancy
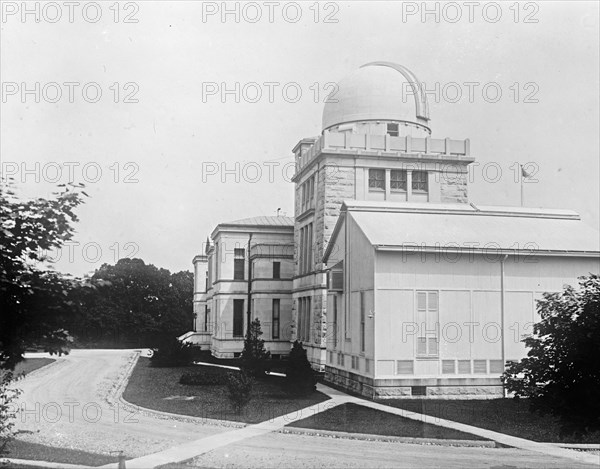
[107,351,247,429]
[278,426,497,448]
[0,457,93,469]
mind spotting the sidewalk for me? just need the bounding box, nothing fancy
[326,386,599,467]
[106,380,598,468]
[101,392,351,468]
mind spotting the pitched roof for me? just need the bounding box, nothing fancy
[324,201,600,261]
[222,216,294,227]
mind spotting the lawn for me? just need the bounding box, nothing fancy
[288,402,488,441]
[4,439,120,466]
[123,357,330,424]
[190,350,289,374]
[12,357,55,377]
[375,398,600,444]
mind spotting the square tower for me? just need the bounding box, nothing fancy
[291,62,474,369]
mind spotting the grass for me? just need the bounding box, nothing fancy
[375,398,600,444]
[3,439,120,466]
[12,358,55,377]
[123,357,329,424]
[190,350,289,374]
[288,402,487,440]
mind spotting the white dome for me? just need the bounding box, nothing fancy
[322,62,431,132]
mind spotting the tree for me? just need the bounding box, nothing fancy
[285,340,316,395]
[240,318,270,377]
[502,274,600,438]
[226,371,254,414]
[67,259,194,348]
[0,180,86,370]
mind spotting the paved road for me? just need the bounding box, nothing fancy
[11,349,597,468]
[12,349,229,458]
[185,431,596,469]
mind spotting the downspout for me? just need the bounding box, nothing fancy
[500,253,508,398]
[247,233,253,335]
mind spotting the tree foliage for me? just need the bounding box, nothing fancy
[1,180,86,369]
[502,274,600,437]
[285,340,316,396]
[226,371,254,414]
[240,318,270,377]
[68,259,194,348]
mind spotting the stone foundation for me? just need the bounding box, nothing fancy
[325,366,504,399]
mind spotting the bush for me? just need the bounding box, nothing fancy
[0,371,21,457]
[285,341,316,396]
[150,336,195,367]
[226,371,254,413]
[502,274,600,438]
[179,367,228,385]
[240,319,271,378]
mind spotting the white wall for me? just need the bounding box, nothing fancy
[373,251,599,378]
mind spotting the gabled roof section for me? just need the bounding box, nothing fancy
[223,216,294,227]
[211,215,294,240]
[324,201,600,262]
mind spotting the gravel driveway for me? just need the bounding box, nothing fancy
[11,349,229,459]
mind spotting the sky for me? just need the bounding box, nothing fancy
[1,1,599,277]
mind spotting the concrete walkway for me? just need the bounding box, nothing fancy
[333,388,600,467]
[105,380,599,468]
[102,391,350,468]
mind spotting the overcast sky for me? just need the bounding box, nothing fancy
[1,1,598,276]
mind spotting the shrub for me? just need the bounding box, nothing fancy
[502,274,600,438]
[240,318,270,377]
[226,371,254,413]
[285,341,316,396]
[150,336,195,367]
[0,371,21,457]
[179,367,229,385]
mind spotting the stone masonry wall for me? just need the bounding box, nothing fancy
[440,170,468,203]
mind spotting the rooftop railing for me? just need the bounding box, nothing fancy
[296,130,471,174]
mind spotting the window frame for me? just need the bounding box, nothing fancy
[360,291,366,353]
[390,169,407,192]
[272,299,280,339]
[368,168,386,191]
[387,122,399,137]
[233,248,245,280]
[412,170,429,193]
[233,299,244,338]
[416,290,439,358]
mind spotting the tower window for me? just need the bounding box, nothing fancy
[368,169,385,190]
[273,261,281,279]
[390,170,407,191]
[387,123,399,137]
[412,171,428,192]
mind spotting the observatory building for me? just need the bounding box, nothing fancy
[191,62,600,398]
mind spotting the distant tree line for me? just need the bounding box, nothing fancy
[67,259,193,348]
[1,179,193,369]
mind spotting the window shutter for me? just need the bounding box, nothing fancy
[473,360,487,374]
[458,360,471,374]
[396,360,414,374]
